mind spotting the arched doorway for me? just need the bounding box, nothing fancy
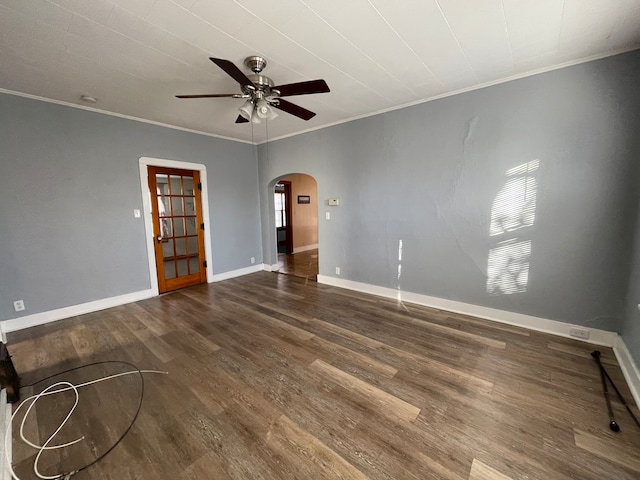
[273,173,318,280]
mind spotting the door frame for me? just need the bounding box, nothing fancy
[275,180,294,255]
[139,157,213,296]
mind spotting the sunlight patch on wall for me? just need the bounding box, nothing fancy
[397,239,403,300]
[487,239,531,295]
[487,160,539,295]
[490,159,538,236]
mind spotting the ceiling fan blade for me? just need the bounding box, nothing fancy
[273,99,316,121]
[235,115,250,124]
[273,79,330,97]
[176,94,242,98]
[210,57,255,88]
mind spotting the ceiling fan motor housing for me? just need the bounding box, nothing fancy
[248,74,274,88]
[244,55,267,74]
[243,57,282,103]
[242,73,280,102]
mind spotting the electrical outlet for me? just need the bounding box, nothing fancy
[569,327,590,340]
[335,267,340,275]
[325,212,331,220]
[133,209,141,218]
[13,300,25,312]
[251,257,255,264]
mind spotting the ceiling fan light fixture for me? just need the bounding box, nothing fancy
[255,100,269,117]
[255,99,277,121]
[238,99,253,120]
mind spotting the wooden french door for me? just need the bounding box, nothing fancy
[148,166,207,293]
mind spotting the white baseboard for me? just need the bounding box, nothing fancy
[317,276,619,347]
[0,289,155,333]
[613,337,640,408]
[263,263,280,272]
[209,264,265,282]
[293,244,318,254]
[1,389,11,480]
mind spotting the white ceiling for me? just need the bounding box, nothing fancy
[2,0,640,144]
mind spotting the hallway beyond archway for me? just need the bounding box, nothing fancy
[273,173,318,281]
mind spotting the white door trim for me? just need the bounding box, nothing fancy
[139,157,213,296]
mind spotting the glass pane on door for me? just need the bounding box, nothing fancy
[174,218,185,236]
[164,260,176,279]
[186,217,197,235]
[170,175,183,195]
[189,257,200,274]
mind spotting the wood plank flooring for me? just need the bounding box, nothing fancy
[6,272,640,479]
[276,249,318,280]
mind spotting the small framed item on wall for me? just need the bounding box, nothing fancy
[297,195,311,204]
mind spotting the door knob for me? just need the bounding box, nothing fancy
[156,235,163,243]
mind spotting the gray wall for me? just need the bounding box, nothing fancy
[259,50,640,332]
[622,169,640,364]
[0,93,261,321]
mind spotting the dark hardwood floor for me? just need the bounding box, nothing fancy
[277,248,318,280]
[6,272,640,479]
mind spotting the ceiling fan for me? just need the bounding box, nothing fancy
[176,56,330,124]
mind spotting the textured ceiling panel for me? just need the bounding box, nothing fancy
[1,0,639,143]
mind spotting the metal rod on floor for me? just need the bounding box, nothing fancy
[591,350,640,430]
[591,350,620,432]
